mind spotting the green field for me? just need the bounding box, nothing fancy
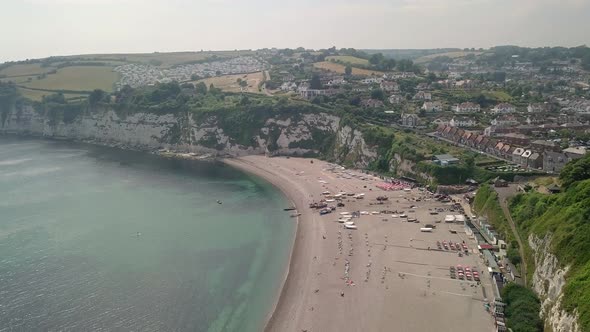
[0,63,51,77]
[326,55,369,66]
[21,66,119,92]
[17,87,87,101]
[414,51,482,64]
[77,50,254,67]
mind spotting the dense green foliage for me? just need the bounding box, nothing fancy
[560,153,590,189]
[473,184,514,243]
[501,283,543,332]
[510,172,590,331]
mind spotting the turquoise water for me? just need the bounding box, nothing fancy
[0,138,295,331]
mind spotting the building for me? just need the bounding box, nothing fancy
[491,115,519,127]
[360,99,384,108]
[361,77,383,84]
[543,151,569,173]
[449,117,476,128]
[498,133,530,146]
[434,154,460,166]
[455,102,481,113]
[433,118,450,126]
[380,81,399,92]
[527,103,548,113]
[532,140,561,153]
[388,94,404,104]
[422,101,443,112]
[491,103,516,114]
[528,152,542,169]
[401,113,419,127]
[512,148,525,164]
[413,91,432,101]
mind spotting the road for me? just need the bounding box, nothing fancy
[261,70,273,96]
[495,184,528,286]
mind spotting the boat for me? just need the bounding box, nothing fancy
[344,224,358,230]
[420,227,433,232]
[290,213,301,218]
[283,207,297,211]
[216,200,222,204]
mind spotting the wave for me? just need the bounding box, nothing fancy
[1,167,62,178]
[0,158,33,166]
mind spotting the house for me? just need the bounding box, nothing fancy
[455,102,481,113]
[563,146,588,158]
[422,101,443,112]
[380,81,399,92]
[280,82,297,91]
[388,94,403,104]
[543,151,569,173]
[532,140,561,153]
[449,117,476,128]
[360,99,384,108]
[401,113,419,127]
[361,77,383,84]
[413,91,432,101]
[434,154,460,166]
[491,115,519,127]
[498,133,530,146]
[433,118,450,126]
[416,82,429,91]
[512,148,525,164]
[527,103,548,113]
[520,150,532,166]
[491,103,516,114]
[525,116,544,125]
[528,152,542,169]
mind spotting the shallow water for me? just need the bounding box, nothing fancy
[0,138,295,332]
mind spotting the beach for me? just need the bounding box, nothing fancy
[224,155,496,332]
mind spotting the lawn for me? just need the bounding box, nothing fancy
[313,61,382,76]
[21,66,119,92]
[325,55,369,66]
[195,72,265,94]
[414,51,483,64]
[0,63,52,77]
[18,87,87,101]
[83,50,254,67]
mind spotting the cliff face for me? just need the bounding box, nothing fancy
[529,234,581,332]
[0,105,376,167]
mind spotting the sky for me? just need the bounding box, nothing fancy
[1,0,590,62]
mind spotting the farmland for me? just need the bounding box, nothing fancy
[195,72,265,94]
[313,61,383,76]
[20,66,119,92]
[79,50,254,67]
[325,55,369,66]
[414,51,483,64]
[0,63,51,77]
[17,87,87,101]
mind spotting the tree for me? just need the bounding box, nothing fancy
[88,89,105,105]
[310,73,322,89]
[195,82,207,94]
[582,54,590,71]
[371,88,385,101]
[384,58,397,71]
[345,65,352,76]
[560,153,590,188]
[369,53,385,65]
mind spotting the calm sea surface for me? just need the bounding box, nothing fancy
[0,138,295,332]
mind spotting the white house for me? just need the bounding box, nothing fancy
[361,77,383,84]
[491,103,516,114]
[455,102,481,113]
[422,101,443,112]
[380,81,399,92]
[449,117,477,128]
[527,103,548,113]
[388,94,403,104]
[413,91,432,101]
[491,115,519,127]
[280,82,297,91]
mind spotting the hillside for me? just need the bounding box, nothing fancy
[508,153,590,331]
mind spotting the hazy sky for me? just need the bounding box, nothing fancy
[1,0,590,62]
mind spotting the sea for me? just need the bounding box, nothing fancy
[0,137,295,332]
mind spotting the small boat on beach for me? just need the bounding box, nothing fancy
[284,207,297,211]
[290,213,302,218]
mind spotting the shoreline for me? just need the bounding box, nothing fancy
[221,157,312,332]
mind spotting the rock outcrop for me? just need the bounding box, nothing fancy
[0,105,376,167]
[529,234,581,332]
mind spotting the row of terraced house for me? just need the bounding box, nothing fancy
[435,125,588,173]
